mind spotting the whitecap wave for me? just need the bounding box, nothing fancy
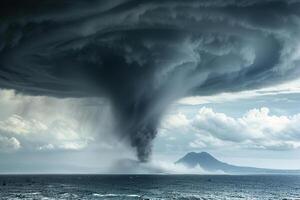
[92,193,140,198]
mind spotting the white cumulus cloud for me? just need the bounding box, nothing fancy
[160,107,300,151]
[0,114,92,152]
[0,89,116,153]
[0,136,21,152]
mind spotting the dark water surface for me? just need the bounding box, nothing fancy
[0,175,299,199]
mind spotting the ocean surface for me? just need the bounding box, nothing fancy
[0,175,299,200]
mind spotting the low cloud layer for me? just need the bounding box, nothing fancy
[1,0,300,161]
[161,107,300,151]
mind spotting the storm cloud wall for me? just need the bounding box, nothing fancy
[1,0,300,161]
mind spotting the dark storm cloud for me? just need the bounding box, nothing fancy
[0,0,300,161]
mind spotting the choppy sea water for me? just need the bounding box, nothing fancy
[0,175,299,200]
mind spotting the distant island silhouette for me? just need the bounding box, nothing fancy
[176,152,300,174]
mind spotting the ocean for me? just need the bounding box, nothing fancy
[0,175,299,199]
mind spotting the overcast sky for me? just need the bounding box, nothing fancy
[0,0,300,173]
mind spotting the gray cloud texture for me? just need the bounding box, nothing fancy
[0,0,300,161]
